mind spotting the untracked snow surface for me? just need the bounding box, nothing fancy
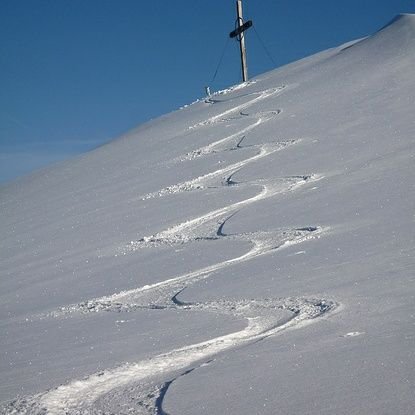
[1,14,415,415]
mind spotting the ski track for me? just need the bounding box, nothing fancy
[6,294,336,415]
[143,135,298,200]
[1,85,339,415]
[188,86,284,130]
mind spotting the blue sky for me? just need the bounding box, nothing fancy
[1,0,413,183]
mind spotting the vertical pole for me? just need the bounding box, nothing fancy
[236,0,248,82]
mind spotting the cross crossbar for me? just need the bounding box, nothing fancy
[229,20,253,38]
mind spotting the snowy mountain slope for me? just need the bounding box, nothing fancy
[1,14,414,414]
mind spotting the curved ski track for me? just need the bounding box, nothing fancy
[2,84,338,415]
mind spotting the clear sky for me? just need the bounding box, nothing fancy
[1,0,413,183]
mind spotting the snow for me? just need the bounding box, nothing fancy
[1,14,414,414]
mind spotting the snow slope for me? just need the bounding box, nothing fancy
[1,14,414,414]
